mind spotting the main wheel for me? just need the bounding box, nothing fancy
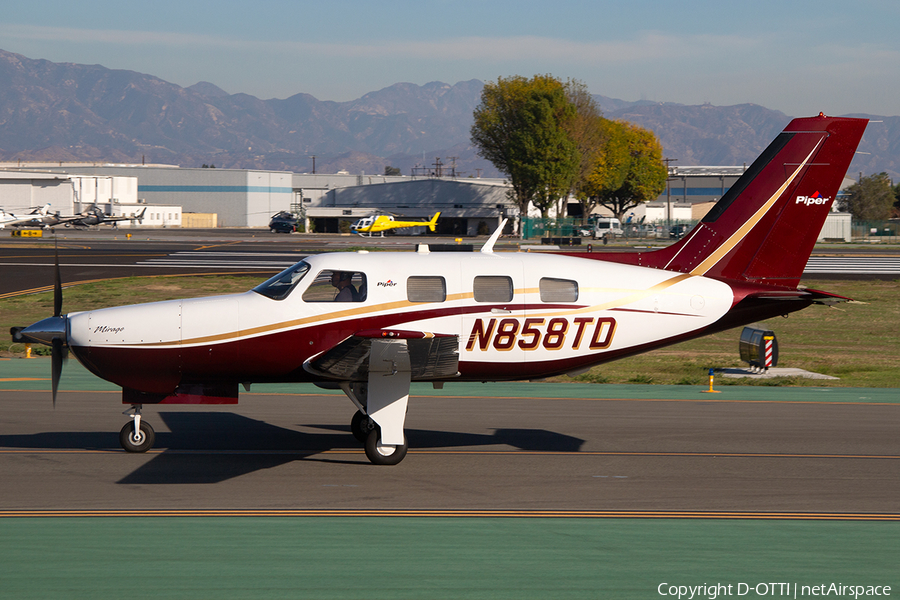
[364,429,408,466]
[350,410,376,444]
[119,421,155,453]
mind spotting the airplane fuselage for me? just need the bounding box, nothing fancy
[67,250,739,394]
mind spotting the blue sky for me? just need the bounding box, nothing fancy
[2,0,899,116]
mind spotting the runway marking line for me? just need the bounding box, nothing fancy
[0,509,897,520]
[3,389,896,407]
[10,392,898,408]
[404,395,900,407]
[194,241,243,250]
[1,448,897,460]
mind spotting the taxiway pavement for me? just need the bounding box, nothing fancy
[1,376,897,515]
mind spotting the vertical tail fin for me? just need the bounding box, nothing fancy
[428,212,441,232]
[642,114,867,287]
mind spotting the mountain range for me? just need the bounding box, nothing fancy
[1,48,898,179]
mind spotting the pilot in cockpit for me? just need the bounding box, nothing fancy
[330,271,358,302]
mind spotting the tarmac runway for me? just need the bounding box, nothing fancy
[1,373,897,516]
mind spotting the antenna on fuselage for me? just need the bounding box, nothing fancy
[480,218,508,254]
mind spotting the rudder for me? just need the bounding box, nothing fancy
[662,114,867,287]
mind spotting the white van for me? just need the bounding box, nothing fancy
[593,217,623,239]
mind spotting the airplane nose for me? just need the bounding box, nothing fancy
[20,315,68,346]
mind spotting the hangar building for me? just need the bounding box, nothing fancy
[302,177,514,236]
[0,170,173,227]
[19,165,293,227]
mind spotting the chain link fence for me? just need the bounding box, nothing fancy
[852,220,898,243]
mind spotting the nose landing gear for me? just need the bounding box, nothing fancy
[119,404,155,453]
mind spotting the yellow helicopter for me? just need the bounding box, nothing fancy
[351,212,440,237]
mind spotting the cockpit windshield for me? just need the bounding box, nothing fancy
[252,261,311,300]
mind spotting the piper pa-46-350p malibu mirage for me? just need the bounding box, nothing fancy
[17,114,867,465]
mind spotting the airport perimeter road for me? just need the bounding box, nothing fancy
[1,376,897,515]
[2,230,900,297]
[0,229,473,296]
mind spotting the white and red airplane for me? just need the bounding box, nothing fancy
[18,114,867,465]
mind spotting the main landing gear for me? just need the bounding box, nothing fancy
[341,337,412,466]
[350,409,408,466]
[308,332,458,465]
[119,404,155,453]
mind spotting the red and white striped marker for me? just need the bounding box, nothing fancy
[763,335,774,369]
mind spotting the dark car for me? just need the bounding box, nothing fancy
[669,224,690,239]
[269,211,300,233]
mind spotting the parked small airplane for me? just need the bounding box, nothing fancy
[0,204,51,229]
[351,212,440,236]
[16,114,867,465]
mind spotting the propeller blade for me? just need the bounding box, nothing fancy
[53,237,62,317]
[51,337,64,408]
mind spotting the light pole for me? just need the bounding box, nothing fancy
[664,157,678,231]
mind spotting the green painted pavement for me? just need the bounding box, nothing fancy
[0,517,896,600]
[1,357,898,403]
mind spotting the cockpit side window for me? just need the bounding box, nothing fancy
[253,261,311,300]
[302,270,367,302]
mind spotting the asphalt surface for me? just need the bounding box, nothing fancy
[0,385,897,514]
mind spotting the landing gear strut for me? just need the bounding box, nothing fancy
[119,404,155,453]
[350,410,377,443]
[336,338,412,465]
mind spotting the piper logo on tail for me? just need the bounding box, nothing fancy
[795,191,831,206]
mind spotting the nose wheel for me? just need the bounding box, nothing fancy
[119,405,155,453]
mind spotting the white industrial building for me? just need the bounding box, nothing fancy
[23,164,291,228]
[0,170,174,227]
[0,161,859,241]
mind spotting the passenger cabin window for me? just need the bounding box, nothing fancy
[407,276,446,302]
[540,278,578,302]
[302,270,367,302]
[253,261,311,300]
[473,276,513,303]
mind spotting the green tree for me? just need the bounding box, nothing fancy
[577,121,667,221]
[384,165,401,176]
[892,180,900,218]
[471,75,580,222]
[563,79,607,222]
[844,172,894,220]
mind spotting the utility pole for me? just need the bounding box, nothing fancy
[663,157,678,230]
